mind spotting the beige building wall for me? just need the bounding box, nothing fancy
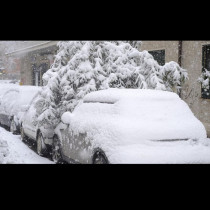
[141,40,210,137]
[181,41,210,137]
[140,41,179,63]
[6,42,58,86]
[20,55,33,85]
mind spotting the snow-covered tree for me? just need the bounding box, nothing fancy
[160,61,188,92]
[198,69,210,91]
[125,41,142,49]
[34,41,188,127]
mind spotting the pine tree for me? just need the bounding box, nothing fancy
[34,41,188,128]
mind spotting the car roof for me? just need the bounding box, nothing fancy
[83,88,180,104]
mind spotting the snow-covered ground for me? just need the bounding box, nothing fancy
[1,81,210,164]
[0,127,53,164]
[1,125,210,164]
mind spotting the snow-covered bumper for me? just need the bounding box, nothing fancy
[108,138,210,164]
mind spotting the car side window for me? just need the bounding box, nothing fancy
[29,95,43,126]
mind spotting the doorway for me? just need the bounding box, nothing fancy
[32,63,49,86]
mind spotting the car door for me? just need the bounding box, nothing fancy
[23,97,38,140]
[23,105,34,139]
[60,110,91,164]
[61,125,89,163]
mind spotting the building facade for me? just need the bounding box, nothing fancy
[5,40,210,136]
[6,41,59,86]
[141,41,210,137]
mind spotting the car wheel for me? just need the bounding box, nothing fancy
[51,135,63,164]
[20,126,27,142]
[10,119,17,135]
[93,152,108,164]
[37,132,48,157]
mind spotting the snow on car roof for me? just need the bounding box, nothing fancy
[0,84,42,116]
[83,88,180,104]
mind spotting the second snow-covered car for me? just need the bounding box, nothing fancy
[0,85,41,134]
[52,88,207,164]
[20,93,55,156]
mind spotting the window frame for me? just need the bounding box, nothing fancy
[202,44,210,99]
[148,49,166,66]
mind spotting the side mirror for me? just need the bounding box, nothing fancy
[61,112,73,124]
[21,105,30,112]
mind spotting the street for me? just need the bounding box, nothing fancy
[0,126,53,164]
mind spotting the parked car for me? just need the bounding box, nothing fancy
[0,85,41,134]
[52,88,207,164]
[20,93,55,156]
[0,83,18,99]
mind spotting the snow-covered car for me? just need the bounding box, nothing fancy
[20,93,55,156]
[52,88,207,164]
[0,85,41,134]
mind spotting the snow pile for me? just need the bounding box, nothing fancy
[61,89,207,163]
[0,127,53,164]
[0,80,15,84]
[36,41,188,128]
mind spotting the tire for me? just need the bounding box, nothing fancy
[10,118,17,135]
[93,152,108,164]
[37,132,48,157]
[51,135,63,164]
[20,125,27,142]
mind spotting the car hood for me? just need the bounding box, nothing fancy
[108,117,207,145]
[107,139,210,164]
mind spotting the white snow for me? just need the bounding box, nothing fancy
[0,127,53,164]
[60,88,209,163]
[5,41,52,55]
[39,41,188,127]
[108,138,210,164]
[78,88,207,141]
[0,84,41,120]
[0,83,18,99]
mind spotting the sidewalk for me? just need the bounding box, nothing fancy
[0,127,53,164]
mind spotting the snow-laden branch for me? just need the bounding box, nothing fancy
[198,69,210,90]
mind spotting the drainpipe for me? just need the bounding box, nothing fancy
[178,40,183,97]
[178,40,183,67]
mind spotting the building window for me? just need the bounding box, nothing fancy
[32,63,49,86]
[149,50,165,66]
[202,45,210,99]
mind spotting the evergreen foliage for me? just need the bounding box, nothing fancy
[35,41,188,127]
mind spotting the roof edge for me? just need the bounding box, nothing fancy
[5,41,59,56]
